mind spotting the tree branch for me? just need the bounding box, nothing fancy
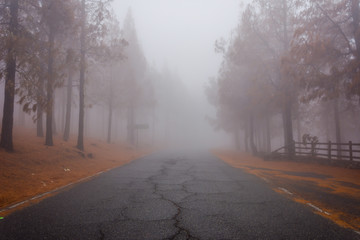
[316,3,353,53]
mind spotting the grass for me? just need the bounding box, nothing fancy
[0,127,154,216]
[214,149,360,232]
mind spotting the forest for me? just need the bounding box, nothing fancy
[207,0,360,158]
[1,0,360,159]
[0,0,201,153]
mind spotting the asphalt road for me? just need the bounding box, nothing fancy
[0,150,358,240]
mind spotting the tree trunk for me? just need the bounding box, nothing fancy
[282,0,289,51]
[107,104,113,144]
[281,0,294,157]
[77,0,86,151]
[244,120,249,152]
[127,100,136,145]
[333,98,342,158]
[261,124,264,152]
[234,127,240,150]
[295,106,301,142]
[296,115,301,143]
[249,113,257,155]
[45,28,55,146]
[152,107,155,145]
[324,102,331,141]
[127,103,135,145]
[63,70,72,141]
[52,107,57,135]
[282,96,294,157]
[351,0,360,59]
[0,0,19,152]
[265,113,271,153]
[60,87,65,133]
[36,74,44,137]
[256,123,261,152]
[107,74,114,144]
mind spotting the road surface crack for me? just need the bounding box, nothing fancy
[98,228,105,240]
[149,161,199,240]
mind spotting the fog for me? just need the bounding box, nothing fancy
[1,0,247,150]
[2,2,360,238]
[109,0,245,149]
[1,0,360,157]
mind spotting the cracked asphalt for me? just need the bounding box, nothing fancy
[0,150,358,240]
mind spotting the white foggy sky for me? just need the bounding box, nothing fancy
[112,0,246,91]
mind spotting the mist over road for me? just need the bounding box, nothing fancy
[0,150,358,240]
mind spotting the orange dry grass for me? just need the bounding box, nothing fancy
[213,149,360,232]
[0,128,154,215]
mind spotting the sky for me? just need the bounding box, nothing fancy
[111,0,244,92]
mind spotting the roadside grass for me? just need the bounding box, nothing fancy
[0,127,154,216]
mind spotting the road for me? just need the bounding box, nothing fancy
[0,150,358,240]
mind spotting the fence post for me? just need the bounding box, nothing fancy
[311,142,315,157]
[349,141,353,162]
[328,141,331,160]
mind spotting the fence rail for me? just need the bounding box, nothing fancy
[273,141,360,162]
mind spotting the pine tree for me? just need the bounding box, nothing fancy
[0,0,19,151]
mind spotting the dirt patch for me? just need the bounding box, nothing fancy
[213,149,360,232]
[0,128,155,216]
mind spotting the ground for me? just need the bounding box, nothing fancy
[1,131,359,234]
[2,150,358,239]
[0,128,152,216]
[214,150,360,233]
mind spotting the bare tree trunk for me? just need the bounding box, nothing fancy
[45,28,55,146]
[77,0,86,151]
[63,71,72,141]
[0,0,19,152]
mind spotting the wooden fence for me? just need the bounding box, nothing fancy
[272,141,360,162]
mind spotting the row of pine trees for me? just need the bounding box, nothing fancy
[208,0,360,154]
[0,0,146,152]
